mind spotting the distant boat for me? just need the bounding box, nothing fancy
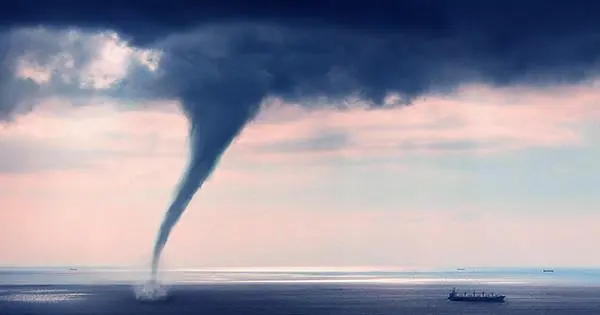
[543,269,554,273]
[448,288,505,303]
[456,268,466,271]
[69,268,78,271]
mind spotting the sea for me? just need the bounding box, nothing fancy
[1,267,599,314]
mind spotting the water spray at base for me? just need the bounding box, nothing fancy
[134,281,169,302]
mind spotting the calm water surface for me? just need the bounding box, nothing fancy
[1,268,599,314]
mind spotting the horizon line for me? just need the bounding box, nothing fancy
[1,264,598,272]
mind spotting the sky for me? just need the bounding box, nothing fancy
[1,1,600,269]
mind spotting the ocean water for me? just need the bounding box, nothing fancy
[1,267,599,314]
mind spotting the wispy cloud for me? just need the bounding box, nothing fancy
[2,81,599,175]
[233,82,600,161]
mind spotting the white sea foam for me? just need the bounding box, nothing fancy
[133,281,169,302]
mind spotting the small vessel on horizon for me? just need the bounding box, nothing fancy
[448,288,505,303]
[543,269,554,273]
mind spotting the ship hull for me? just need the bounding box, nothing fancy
[448,296,505,303]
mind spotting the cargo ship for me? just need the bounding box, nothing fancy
[448,288,505,303]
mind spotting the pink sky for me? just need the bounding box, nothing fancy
[2,82,600,268]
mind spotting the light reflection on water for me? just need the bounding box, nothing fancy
[0,289,90,303]
[0,267,599,286]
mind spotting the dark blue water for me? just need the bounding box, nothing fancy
[2,283,600,314]
[1,268,599,314]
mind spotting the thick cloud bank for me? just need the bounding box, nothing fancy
[3,0,600,119]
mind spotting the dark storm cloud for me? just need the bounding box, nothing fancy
[3,1,599,44]
[0,32,40,119]
[1,0,446,41]
[1,0,599,119]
